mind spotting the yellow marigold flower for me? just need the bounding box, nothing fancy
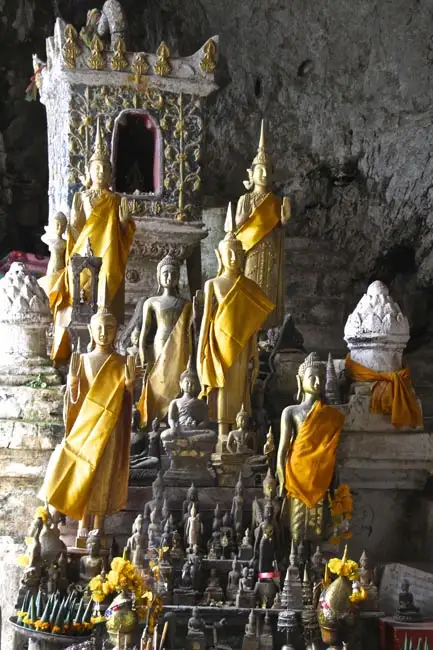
[52,625,62,634]
[102,582,113,596]
[111,557,126,573]
[349,587,368,603]
[16,554,30,568]
[89,576,102,590]
[329,536,341,545]
[328,558,343,575]
[342,531,353,540]
[91,591,105,603]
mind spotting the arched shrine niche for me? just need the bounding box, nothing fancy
[111,110,162,197]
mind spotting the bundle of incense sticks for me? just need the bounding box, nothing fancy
[141,621,169,650]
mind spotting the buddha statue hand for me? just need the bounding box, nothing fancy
[68,351,81,386]
[119,196,130,224]
[125,355,136,392]
[281,197,291,225]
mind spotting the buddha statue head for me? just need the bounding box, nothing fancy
[296,352,325,401]
[88,119,112,190]
[89,306,117,350]
[235,404,250,431]
[179,365,201,399]
[244,120,271,192]
[86,531,101,557]
[157,254,181,294]
[52,211,67,238]
[217,204,245,274]
[263,467,277,498]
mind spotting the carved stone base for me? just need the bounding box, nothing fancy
[173,589,197,605]
[236,591,256,608]
[161,428,217,487]
[211,452,256,487]
[186,634,206,650]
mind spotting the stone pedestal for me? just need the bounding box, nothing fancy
[337,430,433,561]
[211,452,256,487]
[160,427,217,487]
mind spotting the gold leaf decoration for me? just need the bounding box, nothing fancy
[88,34,104,70]
[200,39,217,74]
[154,41,171,77]
[111,37,129,71]
[132,52,150,77]
[63,24,81,69]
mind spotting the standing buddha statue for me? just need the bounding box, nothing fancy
[276,352,345,544]
[226,120,290,329]
[137,254,192,427]
[197,204,274,444]
[39,301,135,545]
[46,119,135,362]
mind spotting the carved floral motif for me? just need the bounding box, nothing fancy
[68,85,203,221]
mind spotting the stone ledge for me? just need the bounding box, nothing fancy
[0,448,53,478]
[0,384,64,421]
[0,419,63,450]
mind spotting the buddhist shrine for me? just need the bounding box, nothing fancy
[0,2,433,650]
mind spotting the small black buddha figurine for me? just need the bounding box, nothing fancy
[254,501,276,574]
[236,566,255,608]
[171,530,185,562]
[227,558,241,602]
[395,579,422,622]
[204,567,225,604]
[231,474,244,546]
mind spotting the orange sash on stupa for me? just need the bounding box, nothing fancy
[285,401,345,508]
[235,192,282,252]
[345,355,423,429]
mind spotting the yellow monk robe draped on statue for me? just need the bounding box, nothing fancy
[39,353,131,520]
[285,401,345,508]
[345,355,423,429]
[236,192,281,252]
[199,275,274,391]
[235,192,284,328]
[137,303,192,427]
[48,191,136,362]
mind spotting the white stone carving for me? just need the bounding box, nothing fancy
[0,263,51,364]
[344,280,410,372]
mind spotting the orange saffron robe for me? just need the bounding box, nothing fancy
[345,355,423,429]
[198,274,274,390]
[285,401,345,509]
[38,353,131,520]
[48,191,136,362]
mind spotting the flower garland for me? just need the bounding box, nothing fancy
[329,483,353,545]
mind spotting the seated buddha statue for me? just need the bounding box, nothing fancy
[167,360,209,431]
[80,531,104,582]
[276,352,345,543]
[137,254,192,427]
